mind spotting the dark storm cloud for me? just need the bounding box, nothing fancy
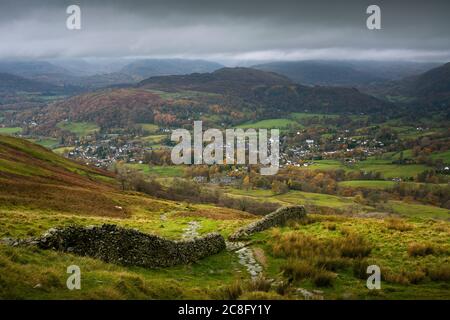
[0,0,449,61]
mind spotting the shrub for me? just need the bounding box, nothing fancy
[324,222,337,231]
[315,257,349,272]
[274,281,290,296]
[406,270,426,284]
[313,269,336,287]
[385,218,413,232]
[271,232,340,259]
[217,281,243,300]
[427,265,450,282]
[382,268,410,285]
[247,275,271,292]
[294,216,318,226]
[281,259,316,281]
[339,234,372,258]
[239,291,283,300]
[352,259,370,279]
[407,243,435,257]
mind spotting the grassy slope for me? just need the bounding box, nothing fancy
[0,136,257,299]
[252,215,450,299]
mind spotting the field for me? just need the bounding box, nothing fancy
[226,188,359,211]
[28,138,59,149]
[431,150,450,163]
[300,159,430,179]
[388,201,449,220]
[125,163,184,177]
[138,123,159,134]
[140,134,167,147]
[236,118,298,130]
[225,187,448,220]
[147,89,221,101]
[0,127,22,135]
[52,146,75,155]
[339,180,396,189]
[290,112,340,121]
[57,121,100,137]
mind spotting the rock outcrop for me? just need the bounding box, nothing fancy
[228,206,306,241]
[32,224,226,268]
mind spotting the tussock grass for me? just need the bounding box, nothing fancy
[339,234,372,258]
[271,230,371,260]
[215,281,243,300]
[312,269,336,287]
[272,229,371,288]
[407,242,437,257]
[385,218,413,232]
[246,275,272,292]
[214,276,279,300]
[281,259,316,281]
[426,265,450,282]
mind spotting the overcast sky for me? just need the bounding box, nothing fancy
[0,0,449,62]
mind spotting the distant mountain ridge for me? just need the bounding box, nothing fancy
[0,61,77,86]
[253,61,382,86]
[252,60,440,87]
[25,67,393,133]
[0,73,61,93]
[365,62,450,109]
[139,67,392,114]
[139,67,293,94]
[121,59,224,80]
[0,59,225,90]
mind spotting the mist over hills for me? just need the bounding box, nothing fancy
[252,60,440,87]
[366,62,450,109]
[0,59,225,90]
[0,73,61,93]
[1,58,448,128]
[120,59,224,80]
[0,58,441,91]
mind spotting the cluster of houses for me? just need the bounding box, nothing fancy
[66,137,152,168]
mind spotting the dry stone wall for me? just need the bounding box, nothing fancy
[34,224,226,268]
[228,205,306,241]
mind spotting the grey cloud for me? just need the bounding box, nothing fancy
[0,0,449,61]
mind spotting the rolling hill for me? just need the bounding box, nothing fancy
[22,67,394,133]
[253,61,382,87]
[0,135,128,217]
[139,67,293,93]
[140,67,392,114]
[33,89,164,131]
[0,73,61,93]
